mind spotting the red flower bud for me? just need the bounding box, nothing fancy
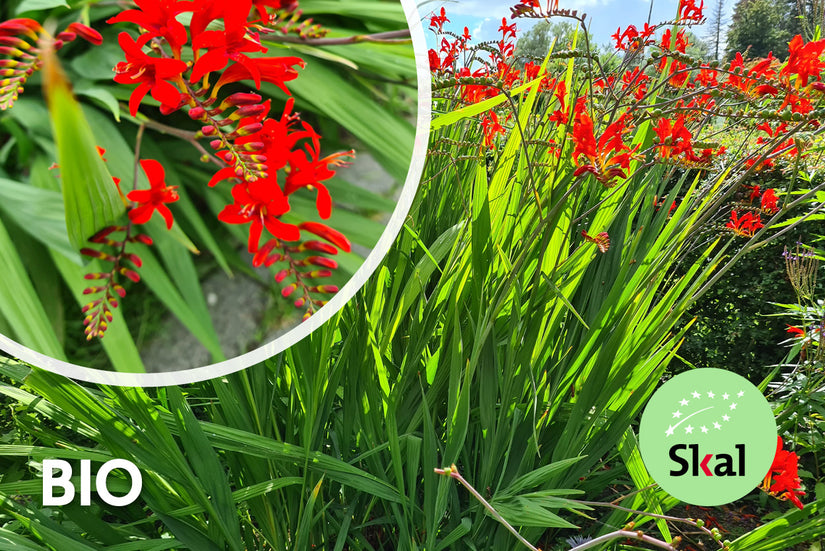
[188,106,207,120]
[235,122,263,136]
[236,104,267,117]
[82,299,102,313]
[83,286,106,295]
[252,239,279,267]
[303,240,338,255]
[240,141,265,152]
[305,269,333,279]
[225,92,263,106]
[124,253,143,268]
[66,22,103,45]
[274,269,291,283]
[298,222,351,252]
[0,18,43,39]
[119,267,141,283]
[130,234,154,245]
[0,37,30,50]
[307,256,337,269]
[308,285,339,294]
[89,226,123,243]
[55,31,77,43]
[281,283,298,297]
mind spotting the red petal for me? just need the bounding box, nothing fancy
[158,204,174,229]
[208,166,239,187]
[139,159,165,188]
[315,184,331,219]
[190,47,228,83]
[129,81,152,117]
[129,204,154,225]
[263,216,300,242]
[150,79,183,109]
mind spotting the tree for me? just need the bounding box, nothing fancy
[786,0,825,41]
[726,0,791,60]
[705,0,728,60]
[513,20,578,67]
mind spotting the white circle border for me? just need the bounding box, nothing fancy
[0,0,431,387]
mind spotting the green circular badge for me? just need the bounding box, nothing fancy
[639,368,776,506]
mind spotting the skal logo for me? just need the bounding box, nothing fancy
[43,459,142,507]
[639,368,776,506]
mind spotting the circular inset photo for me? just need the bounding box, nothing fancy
[0,0,429,385]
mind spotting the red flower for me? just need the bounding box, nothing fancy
[498,18,517,40]
[678,0,704,22]
[481,111,505,149]
[582,231,610,253]
[113,32,187,116]
[781,34,825,89]
[762,436,805,509]
[251,0,299,22]
[190,0,267,85]
[127,159,179,229]
[761,188,779,214]
[429,7,449,33]
[622,67,650,100]
[725,210,763,237]
[218,179,300,252]
[653,116,705,163]
[548,80,570,125]
[612,25,653,51]
[213,55,305,96]
[786,325,805,337]
[284,143,353,219]
[726,53,779,97]
[571,111,637,187]
[107,0,192,56]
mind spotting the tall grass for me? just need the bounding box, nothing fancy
[1,4,825,551]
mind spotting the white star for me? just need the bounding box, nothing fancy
[730,402,737,410]
[737,390,745,398]
[707,391,715,398]
[701,425,709,433]
[692,391,701,399]
[673,410,682,418]
[722,393,730,400]
[685,425,694,434]
[680,399,689,406]
[722,414,730,421]
[666,425,675,437]
[713,422,722,430]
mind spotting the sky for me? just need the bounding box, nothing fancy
[418,0,737,52]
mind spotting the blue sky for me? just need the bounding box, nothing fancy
[418,0,737,51]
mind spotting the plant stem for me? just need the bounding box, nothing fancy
[568,530,676,551]
[266,29,411,46]
[435,465,540,551]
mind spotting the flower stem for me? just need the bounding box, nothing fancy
[434,465,540,551]
[266,29,410,46]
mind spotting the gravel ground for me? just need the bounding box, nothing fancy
[140,152,398,372]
